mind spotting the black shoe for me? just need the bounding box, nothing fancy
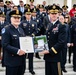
[62,69,67,73]
[36,56,41,59]
[29,71,35,75]
[35,56,41,59]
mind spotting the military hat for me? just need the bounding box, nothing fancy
[38,5,44,9]
[5,1,11,5]
[9,10,22,17]
[49,4,60,14]
[45,5,51,11]
[0,0,3,2]
[29,0,34,2]
[62,5,68,10]
[31,8,37,13]
[73,4,76,8]
[24,8,32,14]
[24,4,30,8]
[58,8,62,13]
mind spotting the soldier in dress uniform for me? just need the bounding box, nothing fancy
[1,10,26,75]
[20,8,38,75]
[41,4,66,75]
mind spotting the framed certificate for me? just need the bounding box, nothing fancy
[34,35,49,52]
[19,37,34,53]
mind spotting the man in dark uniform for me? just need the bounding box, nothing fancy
[4,1,11,15]
[41,4,66,75]
[38,5,47,35]
[29,0,36,9]
[1,10,26,75]
[62,5,68,17]
[0,11,10,66]
[71,22,76,72]
[20,8,37,75]
[31,8,42,59]
[43,5,51,31]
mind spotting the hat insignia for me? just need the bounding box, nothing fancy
[28,9,30,12]
[16,10,19,14]
[34,8,36,11]
[53,6,56,9]
[40,5,42,8]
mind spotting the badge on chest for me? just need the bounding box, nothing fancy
[23,23,27,27]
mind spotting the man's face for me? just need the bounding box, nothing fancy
[50,13,58,22]
[25,14,31,20]
[63,9,67,13]
[43,1,46,5]
[11,16,21,26]
[0,2,4,7]
[1,17,5,21]
[30,2,33,5]
[6,4,11,8]
[31,12,36,16]
[20,2,24,7]
[39,8,43,12]
[13,6,18,10]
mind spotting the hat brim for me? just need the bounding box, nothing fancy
[11,15,21,18]
[25,12,31,15]
[49,10,59,14]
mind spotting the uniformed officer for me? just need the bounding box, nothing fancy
[41,4,66,75]
[0,12,10,66]
[31,8,42,59]
[62,5,68,17]
[71,22,76,72]
[38,5,47,35]
[29,0,36,9]
[5,1,11,15]
[20,8,37,75]
[1,10,26,75]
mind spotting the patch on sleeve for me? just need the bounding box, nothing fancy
[1,28,5,34]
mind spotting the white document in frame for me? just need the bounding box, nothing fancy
[38,39,44,49]
[19,37,34,53]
